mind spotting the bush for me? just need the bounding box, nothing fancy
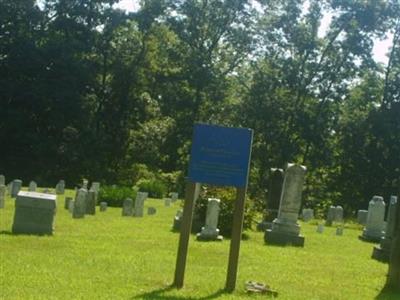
[193,186,256,237]
[135,178,167,198]
[98,185,138,207]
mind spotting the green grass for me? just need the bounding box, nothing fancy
[0,189,399,299]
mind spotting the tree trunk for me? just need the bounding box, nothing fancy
[386,182,400,289]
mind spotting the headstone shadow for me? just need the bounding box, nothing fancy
[131,285,226,300]
[375,286,400,299]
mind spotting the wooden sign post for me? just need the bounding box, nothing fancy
[173,123,253,292]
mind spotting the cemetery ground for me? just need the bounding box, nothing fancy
[0,190,399,300]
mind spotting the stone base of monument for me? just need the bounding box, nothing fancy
[264,230,304,247]
[359,229,384,243]
[172,216,181,232]
[256,221,273,231]
[372,246,389,262]
[196,228,223,241]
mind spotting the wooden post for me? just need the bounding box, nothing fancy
[225,187,247,292]
[173,181,200,288]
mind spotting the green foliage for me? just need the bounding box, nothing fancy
[135,178,167,199]
[98,185,137,207]
[194,186,255,237]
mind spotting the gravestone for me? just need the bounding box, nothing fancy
[171,192,179,202]
[134,192,147,217]
[357,210,368,225]
[56,180,65,195]
[325,206,336,226]
[335,206,344,223]
[197,198,223,241]
[373,196,398,262]
[316,224,324,233]
[122,198,133,216]
[264,164,306,247]
[11,179,22,198]
[302,208,314,222]
[64,197,72,210]
[173,210,183,231]
[147,207,157,215]
[8,182,12,195]
[85,189,96,215]
[91,182,100,194]
[28,181,37,192]
[12,191,56,235]
[0,175,5,186]
[68,200,74,213]
[164,198,171,207]
[0,185,5,208]
[361,195,386,242]
[73,188,87,219]
[336,227,344,236]
[82,179,88,189]
[100,202,107,212]
[257,168,284,231]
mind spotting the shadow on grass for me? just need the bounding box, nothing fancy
[375,286,400,300]
[0,230,13,235]
[0,230,52,236]
[131,285,227,300]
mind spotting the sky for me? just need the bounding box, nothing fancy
[114,0,392,65]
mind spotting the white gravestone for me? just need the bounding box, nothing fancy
[11,179,22,198]
[0,185,5,208]
[361,196,386,242]
[265,164,307,247]
[134,192,147,217]
[73,188,87,219]
[12,191,57,235]
[56,180,65,195]
[122,198,134,216]
[28,181,37,192]
[197,198,223,241]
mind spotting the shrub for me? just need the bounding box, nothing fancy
[193,186,256,237]
[98,185,138,207]
[135,178,167,198]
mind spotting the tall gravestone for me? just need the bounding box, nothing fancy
[12,191,57,235]
[11,179,22,198]
[264,164,306,247]
[56,180,65,195]
[373,196,398,261]
[0,185,5,208]
[85,189,96,215]
[0,175,5,186]
[197,198,223,241]
[257,168,284,231]
[29,181,37,192]
[361,195,386,242]
[73,188,87,219]
[122,198,133,216]
[134,192,147,217]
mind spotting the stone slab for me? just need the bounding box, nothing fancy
[264,230,305,247]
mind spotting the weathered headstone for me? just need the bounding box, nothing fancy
[257,168,284,231]
[197,198,223,241]
[28,181,37,192]
[335,206,344,223]
[164,198,171,207]
[12,191,56,235]
[173,210,183,231]
[73,188,87,219]
[0,175,5,186]
[361,195,386,242]
[147,207,156,215]
[325,206,336,226]
[134,192,147,217]
[85,189,96,215]
[68,200,74,213]
[122,198,133,216]
[64,197,72,210]
[264,164,306,247]
[171,192,179,202]
[100,202,107,212]
[336,227,344,236]
[373,196,398,261]
[11,179,22,198]
[0,185,5,208]
[302,208,314,222]
[316,224,324,233]
[91,182,100,194]
[82,179,89,189]
[56,180,65,195]
[357,210,368,225]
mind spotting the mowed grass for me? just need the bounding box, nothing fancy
[0,189,399,300]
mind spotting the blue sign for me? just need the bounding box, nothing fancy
[188,124,253,187]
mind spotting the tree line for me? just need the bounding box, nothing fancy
[1,0,399,212]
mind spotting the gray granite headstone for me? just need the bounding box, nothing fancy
[170,192,179,202]
[335,206,344,223]
[91,182,100,194]
[316,224,324,233]
[122,198,133,216]
[100,202,107,212]
[164,198,171,207]
[147,207,156,215]
[68,200,74,213]
[361,195,386,242]
[134,192,147,217]
[357,210,368,225]
[197,198,223,241]
[173,209,183,231]
[336,227,344,236]
[82,179,89,190]
[265,164,306,247]
[0,185,5,208]
[56,180,65,195]
[28,181,37,192]
[64,197,73,210]
[85,189,96,215]
[12,191,56,235]
[302,208,314,222]
[11,179,22,198]
[325,206,336,226]
[0,175,5,186]
[73,188,87,219]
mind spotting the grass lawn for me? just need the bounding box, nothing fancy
[0,189,399,300]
